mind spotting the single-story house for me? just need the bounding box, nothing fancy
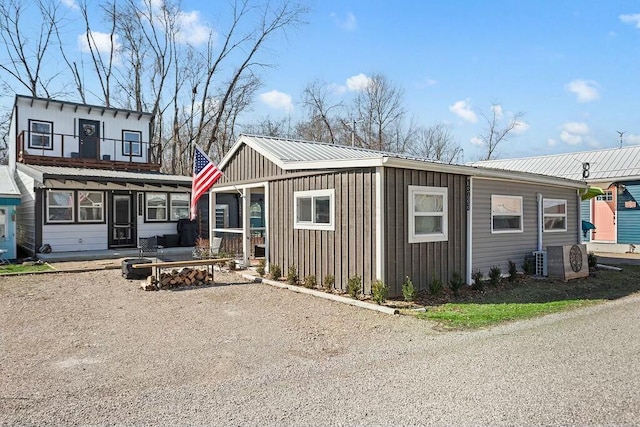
[8,94,203,256]
[472,145,640,254]
[209,135,588,295]
[0,165,22,260]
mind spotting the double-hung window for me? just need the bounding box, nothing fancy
[29,120,53,149]
[47,190,74,223]
[123,130,142,156]
[408,185,448,243]
[146,192,167,221]
[170,193,190,220]
[543,198,567,232]
[491,195,523,233]
[294,189,334,231]
[78,191,104,222]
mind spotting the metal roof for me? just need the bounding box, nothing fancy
[0,166,21,197]
[17,164,192,186]
[471,145,640,182]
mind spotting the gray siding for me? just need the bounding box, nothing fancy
[269,168,377,294]
[15,170,37,255]
[219,144,284,184]
[384,168,467,296]
[472,178,580,275]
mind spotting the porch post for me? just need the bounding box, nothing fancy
[264,182,269,271]
[242,187,251,267]
[209,191,216,243]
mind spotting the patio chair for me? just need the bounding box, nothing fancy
[138,236,164,261]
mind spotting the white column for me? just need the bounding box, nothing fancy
[242,187,251,267]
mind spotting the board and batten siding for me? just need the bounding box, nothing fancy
[14,169,37,254]
[268,168,377,294]
[472,178,580,275]
[383,168,467,296]
[219,144,284,184]
[617,181,640,244]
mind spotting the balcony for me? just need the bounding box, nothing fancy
[16,130,161,172]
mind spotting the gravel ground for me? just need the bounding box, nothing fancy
[1,269,639,426]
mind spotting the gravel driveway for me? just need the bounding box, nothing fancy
[1,269,638,426]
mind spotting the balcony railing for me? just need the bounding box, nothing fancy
[16,130,161,172]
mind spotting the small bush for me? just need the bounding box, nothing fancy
[488,265,502,286]
[256,259,266,277]
[402,276,416,302]
[449,271,464,298]
[371,280,389,305]
[269,264,282,280]
[522,254,535,275]
[323,274,334,291]
[429,274,444,296]
[471,270,484,290]
[347,275,362,298]
[588,252,598,269]
[227,260,236,271]
[508,260,517,282]
[303,275,316,289]
[287,265,299,285]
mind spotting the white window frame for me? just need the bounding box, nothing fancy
[170,193,190,221]
[596,190,613,202]
[29,120,53,149]
[293,189,335,231]
[47,190,74,223]
[543,198,567,232]
[78,191,104,223]
[408,185,448,243]
[491,195,523,233]
[146,192,168,221]
[215,204,229,229]
[122,130,142,156]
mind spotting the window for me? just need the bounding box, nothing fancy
[596,190,613,202]
[294,189,334,231]
[29,120,53,149]
[215,204,229,228]
[543,198,567,232]
[47,190,74,223]
[0,208,5,238]
[170,193,190,221]
[78,191,104,222]
[408,185,448,243]
[146,192,167,221]
[491,195,523,233]
[122,130,142,156]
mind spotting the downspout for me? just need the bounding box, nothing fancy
[537,193,543,252]
[466,177,473,285]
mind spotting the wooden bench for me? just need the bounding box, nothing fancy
[131,258,234,283]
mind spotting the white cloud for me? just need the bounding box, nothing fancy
[259,90,293,112]
[559,121,590,145]
[565,79,600,103]
[346,73,371,91]
[470,136,483,146]
[512,119,530,135]
[328,83,347,95]
[449,99,478,123]
[78,31,121,56]
[625,133,640,145]
[61,0,79,10]
[491,104,503,120]
[547,138,557,146]
[175,10,212,45]
[620,13,640,28]
[330,12,357,31]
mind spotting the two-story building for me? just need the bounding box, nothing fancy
[8,95,200,256]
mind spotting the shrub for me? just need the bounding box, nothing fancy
[227,260,236,271]
[347,275,362,298]
[522,254,535,275]
[449,271,464,298]
[402,276,416,302]
[256,259,266,277]
[508,260,517,282]
[323,274,334,291]
[471,270,484,290]
[269,264,282,280]
[429,274,443,296]
[488,265,502,286]
[588,252,598,269]
[287,265,299,285]
[371,280,389,305]
[303,275,317,289]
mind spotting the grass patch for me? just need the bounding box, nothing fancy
[417,300,599,329]
[0,263,53,274]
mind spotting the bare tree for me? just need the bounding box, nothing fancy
[477,104,525,160]
[299,80,342,143]
[412,123,463,164]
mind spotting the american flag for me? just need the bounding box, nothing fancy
[191,146,222,220]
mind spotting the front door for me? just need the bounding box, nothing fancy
[591,190,616,242]
[109,193,136,248]
[79,119,100,160]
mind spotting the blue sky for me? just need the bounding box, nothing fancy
[4,0,640,161]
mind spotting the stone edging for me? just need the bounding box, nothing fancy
[238,272,399,315]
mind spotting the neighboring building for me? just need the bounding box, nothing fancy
[472,146,640,253]
[0,165,21,260]
[8,95,197,256]
[210,135,587,295]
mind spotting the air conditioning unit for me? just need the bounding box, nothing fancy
[533,250,547,276]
